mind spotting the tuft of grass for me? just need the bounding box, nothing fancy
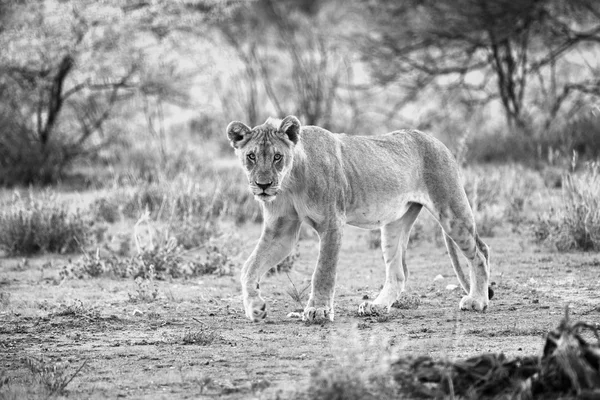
[22,356,88,397]
[285,273,310,307]
[182,328,220,345]
[0,292,10,308]
[0,192,91,256]
[60,249,133,280]
[533,162,600,251]
[188,244,236,276]
[90,197,121,223]
[305,366,375,400]
[391,294,421,310]
[128,265,159,303]
[52,300,100,320]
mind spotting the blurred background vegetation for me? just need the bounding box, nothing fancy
[1,0,600,260]
[2,0,600,186]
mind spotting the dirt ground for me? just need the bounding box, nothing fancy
[1,223,599,399]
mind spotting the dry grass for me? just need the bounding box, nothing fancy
[21,356,88,397]
[0,191,91,256]
[534,162,600,251]
[297,309,600,400]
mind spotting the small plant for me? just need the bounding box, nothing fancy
[53,299,100,320]
[0,292,10,308]
[23,356,88,397]
[182,328,220,345]
[189,245,236,276]
[128,265,159,302]
[285,273,310,307]
[59,250,133,280]
[90,197,121,223]
[306,367,371,400]
[0,192,91,256]
[136,238,185,279]
[169,213,219,250]
[391,294,421,310]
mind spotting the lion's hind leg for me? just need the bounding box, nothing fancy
[358,203,422,316]
[440,215,491,312]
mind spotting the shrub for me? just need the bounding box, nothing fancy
[188,245,236,277]
[22,356,88,397]
[534,163,600,251]
[0,192,91,256]
[128,267,160,303]
[169,214,220,250]
[60,250,133,280]
[182,328,220,345]
[90,197,121,223]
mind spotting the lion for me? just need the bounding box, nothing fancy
[226,115,493,322]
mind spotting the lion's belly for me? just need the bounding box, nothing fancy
[345,193,427,229]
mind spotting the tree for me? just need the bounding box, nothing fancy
[216,0,350,128]
[0,0,238,185]
[361,0,600,135]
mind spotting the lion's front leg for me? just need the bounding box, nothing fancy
[303,227,343,323]
[241,217,301,321]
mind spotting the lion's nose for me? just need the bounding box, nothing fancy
[255,181,273,191]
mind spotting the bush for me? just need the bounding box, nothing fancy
[0,192,91,256]
[533,163,600,251]
[22,356,88,397]
[90,197,121,223]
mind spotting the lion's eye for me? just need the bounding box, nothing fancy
[247,153,256,162]
[273,154,282,162]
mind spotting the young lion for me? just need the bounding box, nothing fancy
[227,116,492,323]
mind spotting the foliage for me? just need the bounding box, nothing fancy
[0,192,91,256]
[534,163,600,251]
[182,328,221,345]
[390,309,600,399]
[90,198,121,224]
[0,0,236,185]
[128,266,159,303]
[52,299,100,320]
[22,356,88,397]
[362,0,600,136]
[216,0,351,129]
[285,273,311,307]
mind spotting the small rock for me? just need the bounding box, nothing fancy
[132,309,143,316]
[446,284,458,291]
[286,312,302,319]
[433,274,445,282]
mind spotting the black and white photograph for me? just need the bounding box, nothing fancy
[1,0,600,398]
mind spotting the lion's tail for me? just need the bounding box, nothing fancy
[443,233,470,295]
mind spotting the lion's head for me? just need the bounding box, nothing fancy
[226,115,301,202]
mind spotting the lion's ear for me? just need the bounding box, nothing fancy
[280,115,301,144]
[226,121,251,149]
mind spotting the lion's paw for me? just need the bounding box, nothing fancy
[357,301,385,316]
[459,295,488,312]
[244,297,267,321]
[302,306,333,323]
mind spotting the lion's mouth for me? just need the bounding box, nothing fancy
[255,191,277,202]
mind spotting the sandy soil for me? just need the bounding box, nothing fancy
[1,224,599,399]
